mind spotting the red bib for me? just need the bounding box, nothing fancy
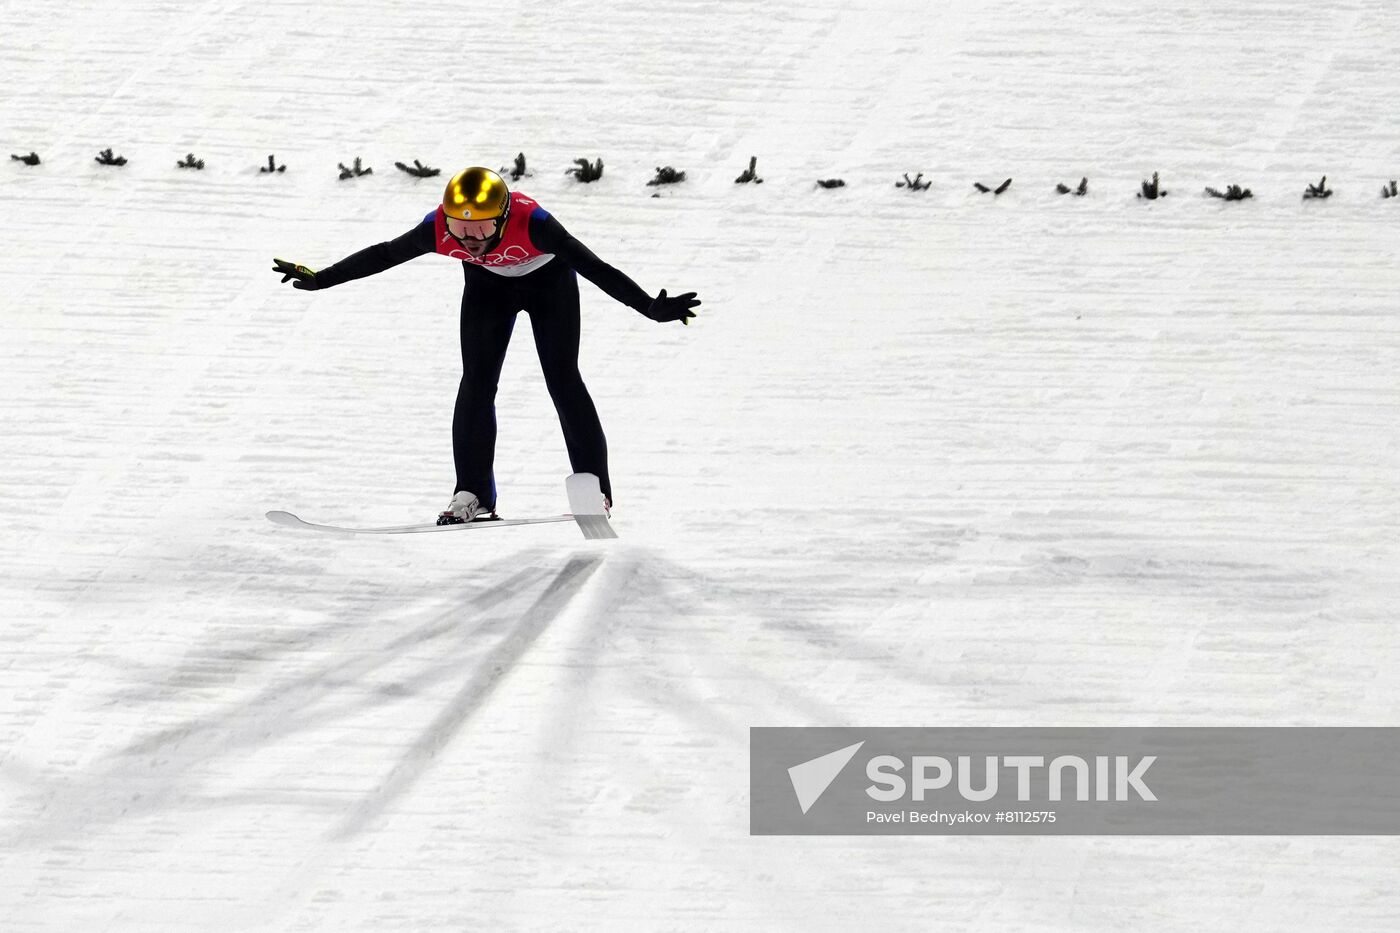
[431,191,555,277]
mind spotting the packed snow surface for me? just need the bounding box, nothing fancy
[2,1,1398,929]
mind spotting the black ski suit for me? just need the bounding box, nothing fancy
[312,206,653,508]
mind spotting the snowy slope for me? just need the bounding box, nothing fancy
[2,0,1399,930]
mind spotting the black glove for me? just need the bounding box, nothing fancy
[641,288,700,325]
[272,258,320,290]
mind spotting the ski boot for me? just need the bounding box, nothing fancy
[436,490,496,526]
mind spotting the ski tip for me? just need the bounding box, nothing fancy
[564,473,619,540]
[265,510,345,533]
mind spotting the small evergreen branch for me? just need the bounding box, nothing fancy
[1056,177,1088,196]
[647,165,687,186]
[176,153,204,170]
[501,152,530,181]
[10,152,40,166]
[394,159,440,178]
[567,157,604,183]
[1205,184,1252,201]
[259,154,286,174]
[95,148,127,166]
[815,178,846,189]
[1137,171,1167,199]
[734,156,763,184]
[1302,176,1331,199]
[337,156,372,180]
[896,172,931,191]
[1383,181,1398,199]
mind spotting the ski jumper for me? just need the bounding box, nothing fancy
[312,192,652,507]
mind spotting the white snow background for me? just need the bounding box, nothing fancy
[2,0,1399,929]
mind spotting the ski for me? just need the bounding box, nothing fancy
[264,510,575,536]
[266,473,618,539]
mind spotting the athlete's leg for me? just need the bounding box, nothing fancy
[454,272,518,507]
[525,268,612,503]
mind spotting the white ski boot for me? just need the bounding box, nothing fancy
[436,490,494,526]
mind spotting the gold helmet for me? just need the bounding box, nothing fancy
[442,166,510,221]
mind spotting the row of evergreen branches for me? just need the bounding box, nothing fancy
[8,151,1398,199]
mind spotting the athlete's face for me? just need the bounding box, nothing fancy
[446,215,501,258]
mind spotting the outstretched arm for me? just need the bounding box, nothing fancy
[531,213,700,324]
[272,217,436,290]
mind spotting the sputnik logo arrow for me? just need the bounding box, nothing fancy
[788,741,865,814]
